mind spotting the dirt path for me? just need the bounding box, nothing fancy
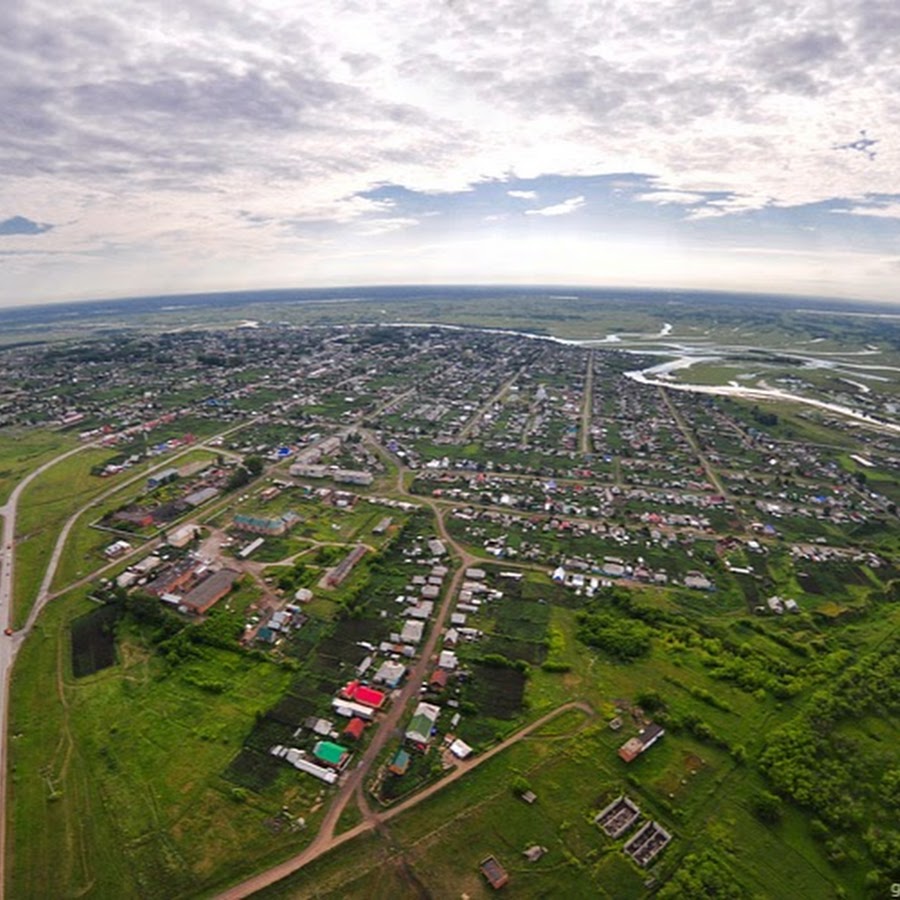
[215,701,593,899]
[216,436,595,899]
[580,350,594,455]
[458,366,528,441]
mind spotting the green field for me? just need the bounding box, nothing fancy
[5,588,332,899]
[0,429,77,506]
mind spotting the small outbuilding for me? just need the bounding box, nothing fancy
[479,855,509,890]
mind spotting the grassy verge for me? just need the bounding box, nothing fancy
[0,428,77,506]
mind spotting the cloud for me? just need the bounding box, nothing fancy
[0,0,898,304]
[832,202,900,219]
[0,215,54,235]
[635,190,708,206]
[525,195,585,217]
[355,216,420,236]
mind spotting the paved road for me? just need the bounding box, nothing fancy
[0,418,262,899]
[0,442,93,900]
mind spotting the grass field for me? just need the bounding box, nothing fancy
[5,588,337,899]
[0,428,77,505]
[254,700,844,900]
[12,447,132,626]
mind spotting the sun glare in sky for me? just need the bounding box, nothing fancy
[1,1,898,305]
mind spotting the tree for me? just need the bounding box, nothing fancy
[752,790,783,824]
[244,455,264,477]
[510,774,531,796]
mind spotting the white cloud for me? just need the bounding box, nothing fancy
[831,202,900,219]
[0,0,898,303]
[636,190,707,206]
[355,216,420,236]
[525,195,585,217]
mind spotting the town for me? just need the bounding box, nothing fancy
[1,304,898,900]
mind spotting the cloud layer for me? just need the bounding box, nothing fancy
[1,0,898,304]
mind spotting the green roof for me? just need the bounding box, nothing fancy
[407,713,433,742]
[313,741,348,766]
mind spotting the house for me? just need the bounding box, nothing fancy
[427,538,447,556]
[289,463,328,479]
[438,650,458,670]
[429,669,448,690]
[104,539,131,558]
[167,524,199,548]
[389,748,410,775]
[116,571,138,589]
[312,740,350,770]
[184,486,218,507]
[405,702,440,747]
[147,467,179,489]
[373,516,393,534]
[343,717,366,741]
[684,573,713,591]
[270,746,337,784]
[239,537,265,558]
[372,659,406,688]
[331,698,375,720]
[341,680,386,710]
[305,717,333,736]
[233,513,292,536]
[618,722,665,763]
[479,855,509,890]
[333,469,373,486]
[448,737,472,759]
[401,620,424,645]
[326,544,367,587]
[409,600,434,619]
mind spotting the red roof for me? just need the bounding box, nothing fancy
[342,680,386,709]
[343,717,366,740]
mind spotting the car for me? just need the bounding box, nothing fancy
[4,628,13,636]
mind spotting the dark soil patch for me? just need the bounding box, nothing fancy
[71,604,121,677]
[224,747,281,792]
[467,664,526,719]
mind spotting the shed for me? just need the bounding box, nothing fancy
[479,856,509,890]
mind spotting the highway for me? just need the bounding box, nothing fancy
[0,442,92,900]
[0,417,262,899]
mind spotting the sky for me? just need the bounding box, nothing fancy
[1,0,899,307]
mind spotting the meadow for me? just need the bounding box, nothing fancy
[5,587,333,899]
